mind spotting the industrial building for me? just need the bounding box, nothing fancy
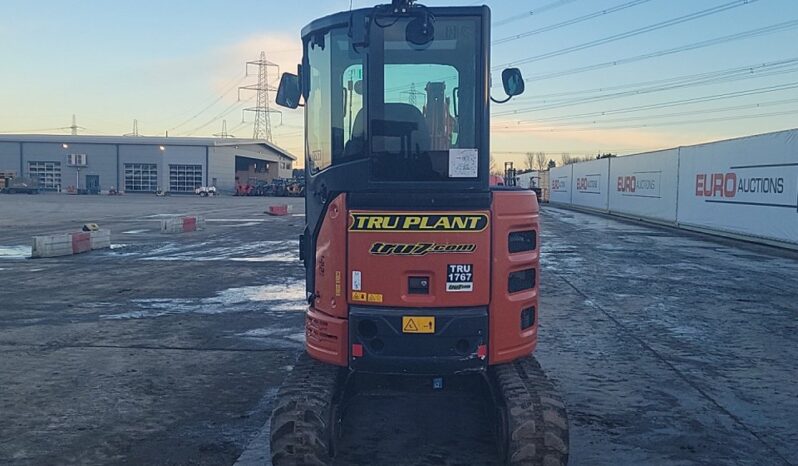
[0,135,296,194]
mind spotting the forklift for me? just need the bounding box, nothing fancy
[270,1,568,464]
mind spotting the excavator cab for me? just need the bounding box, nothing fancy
[271,2,567,465]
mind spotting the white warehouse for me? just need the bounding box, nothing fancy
[0,135,296,194]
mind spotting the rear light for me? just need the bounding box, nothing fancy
[508,268,535,293]
[477,344,487,359]
[352,343,363,358]
[520,306,535,330]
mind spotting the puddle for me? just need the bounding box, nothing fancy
[0,246,31,259]
[100,280,306,320]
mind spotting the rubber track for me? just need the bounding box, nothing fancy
[492,356,569,466]
[270,352,340,466]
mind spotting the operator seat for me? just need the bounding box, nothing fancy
[344,103,436,179]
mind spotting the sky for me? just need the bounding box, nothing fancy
[1,0,796,167]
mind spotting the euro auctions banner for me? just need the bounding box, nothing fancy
[677,129,798,244]
[571,158,609,211]
[609,149,679,223]
[549,165,572,204]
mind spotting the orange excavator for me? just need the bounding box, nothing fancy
[270,1,569,464]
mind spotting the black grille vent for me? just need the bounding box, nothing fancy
[508,268,535,293]
[521,306,536,329]
[508,230,536,253]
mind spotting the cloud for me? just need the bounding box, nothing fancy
[490,118,713,154]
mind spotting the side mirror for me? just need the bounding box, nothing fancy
[501,68,525,97]
[276,72,301,109]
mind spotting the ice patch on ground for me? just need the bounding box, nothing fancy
[100,280,306,320]
[119,239,301,262]
[206,218,267,222]
[143,213,190,218]
[238,327,290,337]
[122,230,149,234]
[230,251,297,263]
[0,246,31,259]
[235,327,306,347]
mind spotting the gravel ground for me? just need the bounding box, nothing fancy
[1,194,796,465]
[536,206,798,466]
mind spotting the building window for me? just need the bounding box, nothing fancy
[28,161,62,190]
[169,164,203,192]
[124,163,158,192]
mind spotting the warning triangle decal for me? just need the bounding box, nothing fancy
[403,318,418,332]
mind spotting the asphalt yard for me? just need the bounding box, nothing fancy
[0,194,796,465]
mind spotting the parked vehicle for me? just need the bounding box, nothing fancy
[1,177,39,194]
[194,186,217,197]
[234,183,253,196]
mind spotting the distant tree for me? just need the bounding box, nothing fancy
[535,152,547,171]
[489,155,502,176]
[523,152,535,170]
[596,153,617,159]
[560,153,573,165]
[547,159,556,169]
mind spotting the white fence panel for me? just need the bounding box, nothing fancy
[677,129,798,244]
[549,165,572,204]
[571,158,609,211]
[608,149,679,223]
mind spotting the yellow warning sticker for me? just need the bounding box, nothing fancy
[402,316,435,334]
[335,271,342,297]
[367,293,383,303]
[352,292,367,302]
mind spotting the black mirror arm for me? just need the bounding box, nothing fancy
[491,95,513,104]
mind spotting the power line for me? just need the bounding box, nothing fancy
[494,97,798,129]
[509,19,798,84]
[494,0,580,28]
[500,81,798,123]
[508,57,798,103]
[491,150,646,155]
[168,75,247,131]
[517,82,798,122]
[492,109,798,132]
[493,0,655,46]
[183,94,255,136]
[0,127,65,134]
[496,0,759,69]
[496,60,798,115]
